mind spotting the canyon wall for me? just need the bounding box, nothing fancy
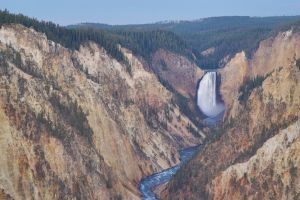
[220,30,300,117]
[151,49,204,99]
[0,24,204,200]
[163,30,300,200]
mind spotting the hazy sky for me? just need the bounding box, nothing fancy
[1,0,300,25]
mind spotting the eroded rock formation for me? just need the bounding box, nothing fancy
[0,24,204,200]
[163,30,300,200]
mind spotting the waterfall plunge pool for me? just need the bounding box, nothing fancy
[139,71,224,199]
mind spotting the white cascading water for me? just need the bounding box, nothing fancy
[197,71,225,117]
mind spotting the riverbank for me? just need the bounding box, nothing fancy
[139,145,201,200]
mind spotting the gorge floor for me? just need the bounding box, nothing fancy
[139,145,201,200]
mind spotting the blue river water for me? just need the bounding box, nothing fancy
[139,145,201,200]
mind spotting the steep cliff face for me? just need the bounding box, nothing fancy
[151,49,204,99]
[219,52,248,117]
[220,30,300,117]
[151,49,205,123]
[163,30,300,200]
[209,120,300,200]
[204,62,300,200]
[0,24,204,200]
[250,30,300,77]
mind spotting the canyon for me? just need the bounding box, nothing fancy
[163,29,300,200]
[0,12,299,200]
[0,24,204,200]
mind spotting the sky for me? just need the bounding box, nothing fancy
[1,0,300,25]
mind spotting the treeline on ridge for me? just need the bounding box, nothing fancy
[77,16,300,69]
[109,30,192,62]
[3,9,300,70]
[0,9,193,68]
[0,9,129,66]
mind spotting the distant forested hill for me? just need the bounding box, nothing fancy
[0,9,129,66]
[2,9,299,69]
[0,9,194,70]
[72,16,300,69]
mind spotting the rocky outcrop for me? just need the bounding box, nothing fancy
[0,24,204,200]
[220,30,300,117]
[219,52,248,117]
[250,30,300,77]
[163,30,300,200]
[151,49,204,99]
[209,120,300,200]
[151,49,205,123]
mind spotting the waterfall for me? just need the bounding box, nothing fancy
[197,71,225,117]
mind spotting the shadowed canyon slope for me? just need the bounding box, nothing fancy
[0,24,205,200]
[1,11,300,200]
[151,49,204,99]
[163,29,300,200]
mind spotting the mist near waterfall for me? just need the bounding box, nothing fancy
[197,71,225,118]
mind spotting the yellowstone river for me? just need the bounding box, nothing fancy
[139,145,201,200]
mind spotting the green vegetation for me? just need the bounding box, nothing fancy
[141,105,159,129]
[159,59,168,71]
[0,9,129,67]
[77,16,300,69]
[151,71,204,130]
[186,123,201,138]
[112,194,123,200]
[155,73,204,128]
[36,111,67,141]
[49,93,93,142]
[250,177,258,184]
[168,156,205,196]
[17,76,26,97]
[290,165,297,177]
[105,175,113,189]
[0,51,9,74]
[208,116,236,142]
[0,9,192,74]
[168,113,298,197]
[238,74,270,103]
[234,116,298,164]
[12,50,43,78]
[0,46,43,78]
[3,9,300,70]
[189,27,272,68]
[110,30,192,62]
[167,17,300,68]
[164,105,172,122]
[296,58,300,70]
[172,92,204,129]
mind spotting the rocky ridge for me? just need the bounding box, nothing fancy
[163,29,300,200]
[0,24,204,200]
